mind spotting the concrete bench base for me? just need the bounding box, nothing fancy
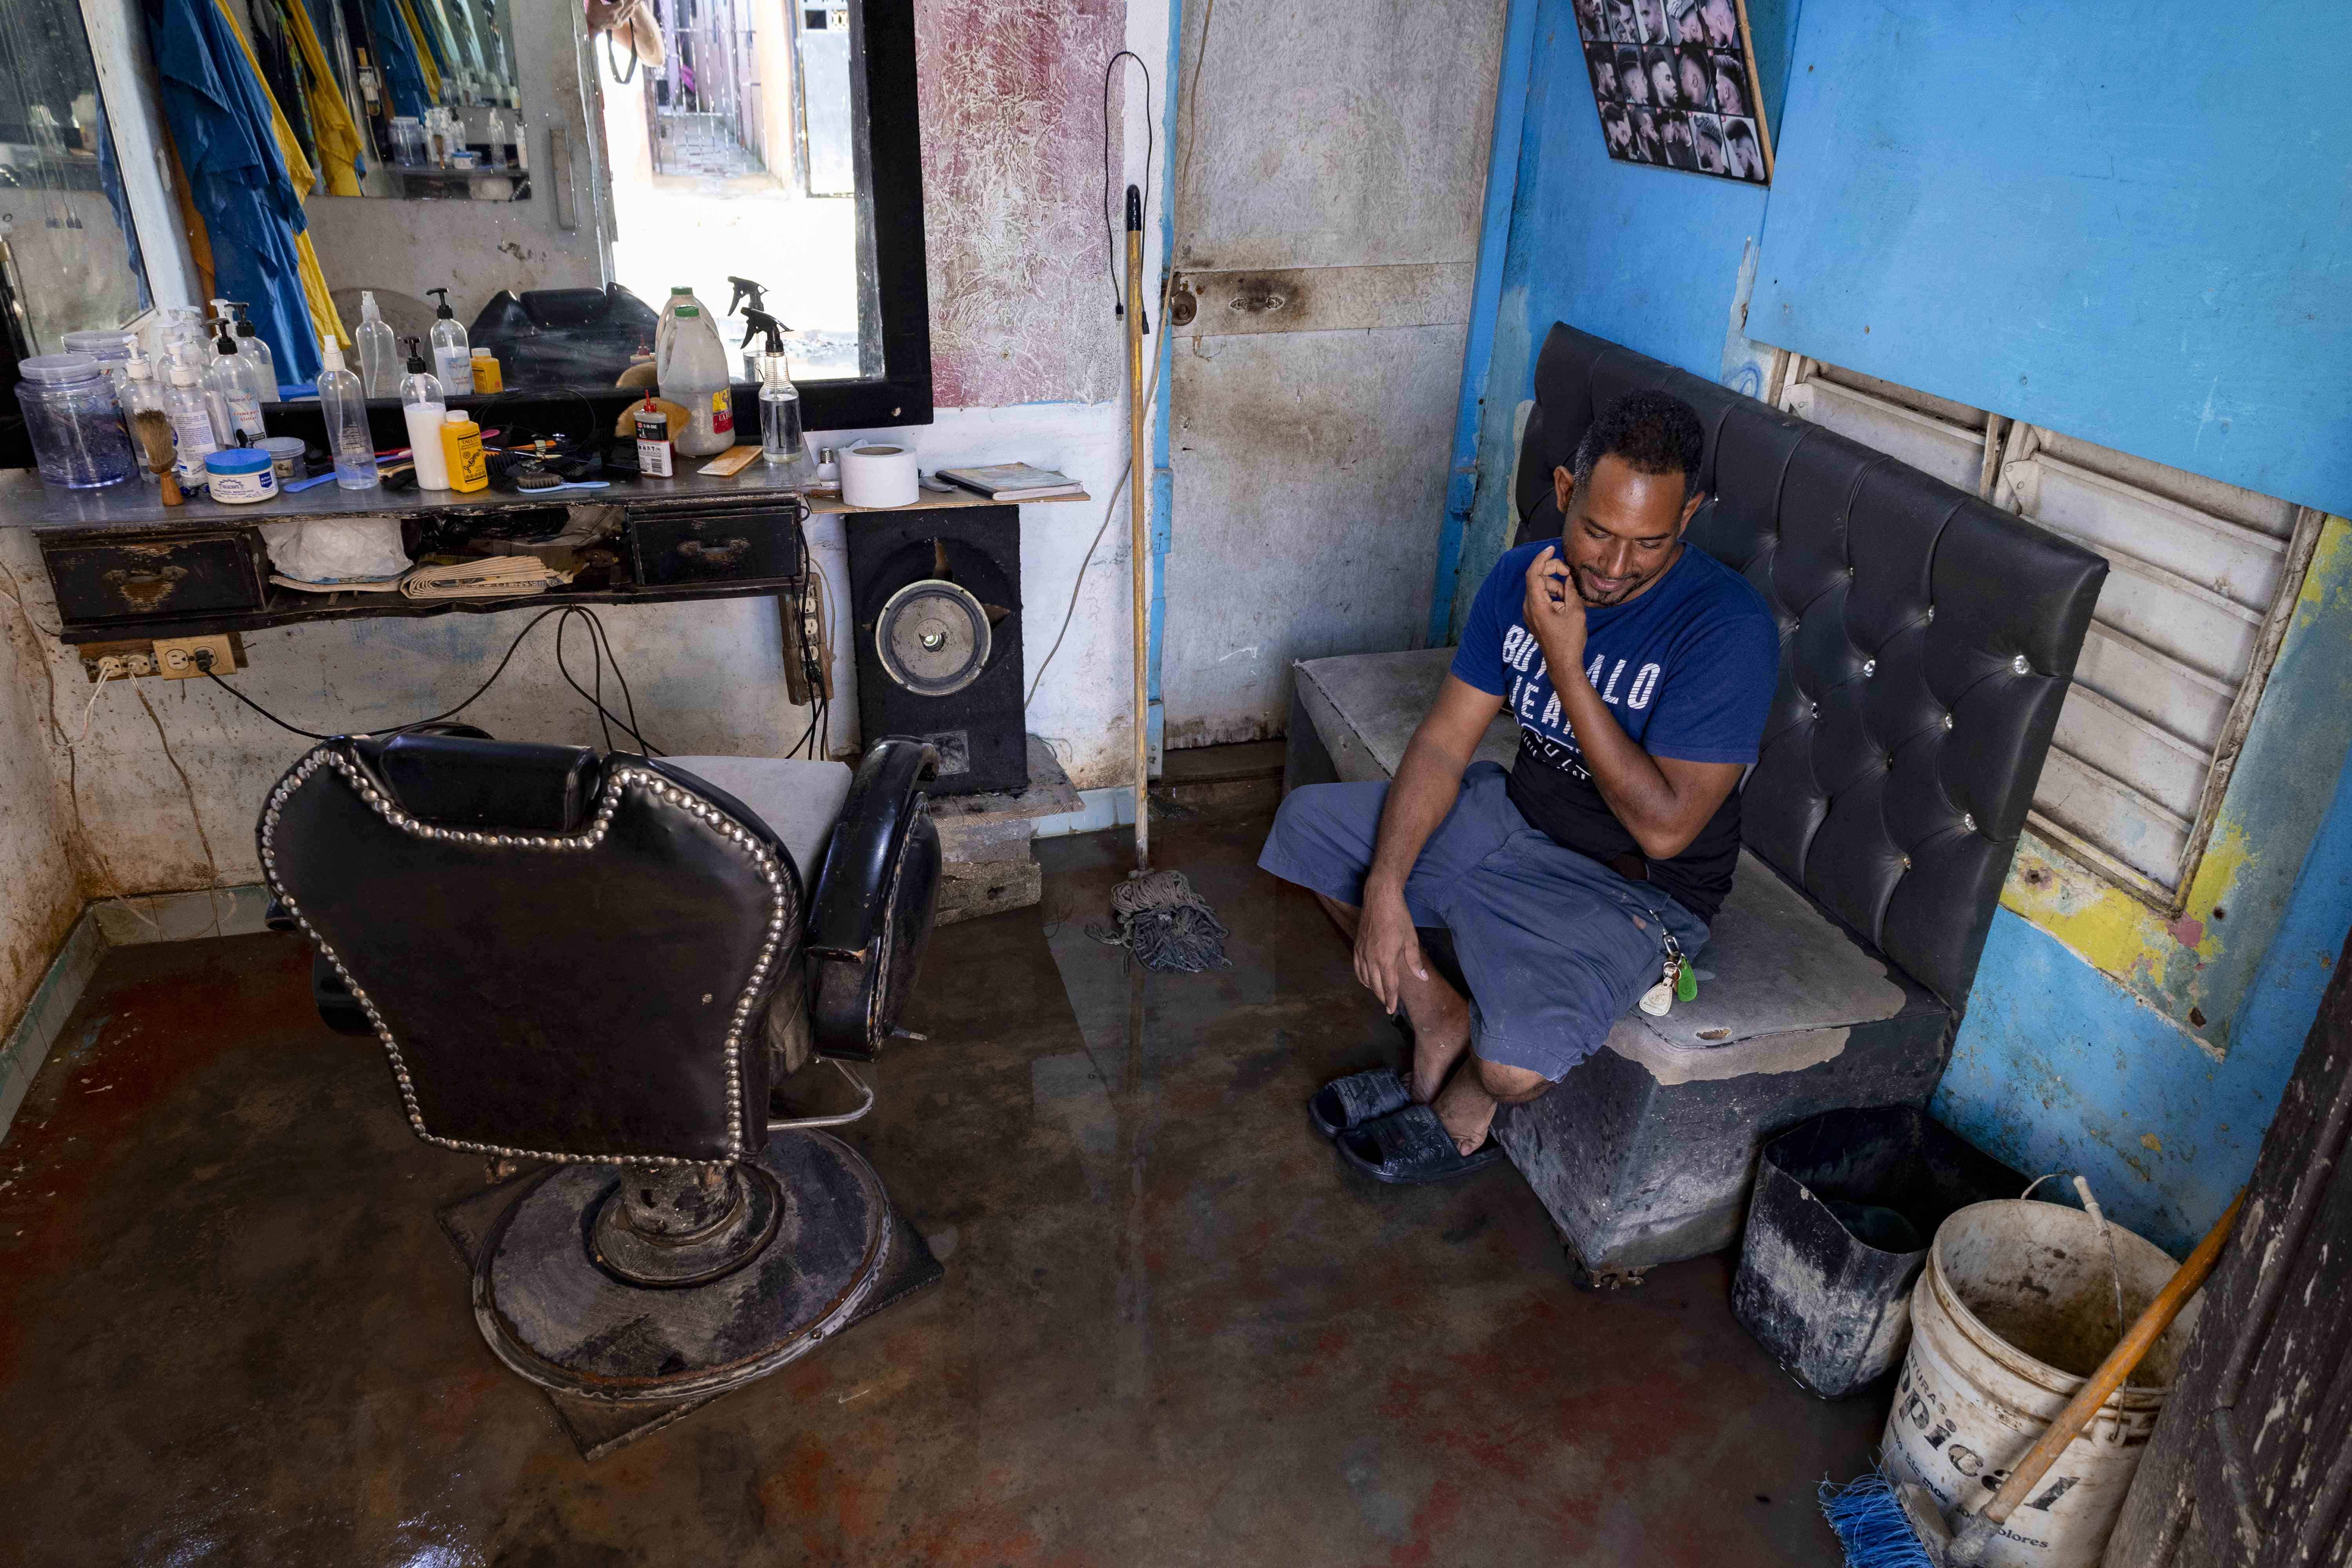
[1286,650,1952,1284]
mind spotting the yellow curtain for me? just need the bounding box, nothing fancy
[278,0,366,198]
[395,0,445,101]
[214,0,350,350]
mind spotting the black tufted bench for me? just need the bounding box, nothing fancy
[1283,323,2107,1284]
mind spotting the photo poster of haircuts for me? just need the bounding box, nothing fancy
[1578,0,1772,184]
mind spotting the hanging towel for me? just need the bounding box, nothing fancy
[392,0,445,100]
[279,0,367,195]
[216,0,351,350]
[363,0,432,115]
[143,0,323,380]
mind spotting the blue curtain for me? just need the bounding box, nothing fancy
[142,0,324,381]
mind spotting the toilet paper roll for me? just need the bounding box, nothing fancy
[841,443,920,509]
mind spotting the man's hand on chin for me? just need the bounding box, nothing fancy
[1523,545,1588,673]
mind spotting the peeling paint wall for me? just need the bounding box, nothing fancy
[916,0,1126,408]
[0,556,85,1040]
[1459,0,2352,1253]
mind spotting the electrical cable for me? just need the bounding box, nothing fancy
[199,603,661,753]
[1101,49,1154,325]
[1032,4,1218,713]
[133,679,227,938]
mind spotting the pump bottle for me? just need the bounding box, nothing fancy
[399,338,452,489]
[162,361,221,490]
[231,309,278,405]
[317,337,379,490]
[427,287,474,395]
[356,291,399,397]
[207,327,266,440]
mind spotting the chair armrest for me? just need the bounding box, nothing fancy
[806,737,942,1058]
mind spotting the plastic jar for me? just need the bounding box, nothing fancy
[15,354,138,488]
[205,448,279,504]
[60,329,141,388]
[257,435,309,483]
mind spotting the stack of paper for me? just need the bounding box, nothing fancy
[400,557,577,601]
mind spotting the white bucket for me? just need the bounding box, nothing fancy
[1882,1200,2201,1568]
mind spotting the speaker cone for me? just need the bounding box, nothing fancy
[875,579,991,696]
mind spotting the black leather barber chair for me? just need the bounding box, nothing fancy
[257,728,942,1401]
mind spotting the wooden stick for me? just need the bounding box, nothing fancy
[1125,184,1150,873]
[1732,0,1775,183]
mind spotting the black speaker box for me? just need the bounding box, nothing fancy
[846,505,1027,796]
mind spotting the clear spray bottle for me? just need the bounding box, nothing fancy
[356,291,399,397]
[317,336,379,490]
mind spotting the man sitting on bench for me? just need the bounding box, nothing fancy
[1261,390,1779,1183]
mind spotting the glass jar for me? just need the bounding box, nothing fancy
[15,354,137,488]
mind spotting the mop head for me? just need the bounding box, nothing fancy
[1819,1471,1937,1568]
[1089,868,1230,973]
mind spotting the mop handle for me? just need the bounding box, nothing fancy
[1979,1189,2244,1530]
[1125,183,1150,873]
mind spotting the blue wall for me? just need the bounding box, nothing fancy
[1455,0,2352,1255]
[1751,6,2352,517]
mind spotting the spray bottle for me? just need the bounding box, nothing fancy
[317,336,379,490]
[426,287,474,395]
[743,309,811,483]
[399,337,451,489]
[356,291,399,397]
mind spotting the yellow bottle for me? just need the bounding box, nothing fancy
[469,351,502,393]
[439,409,488,492]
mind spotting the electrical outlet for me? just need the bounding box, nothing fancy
[78,641,156,681]
[154,634,241,680]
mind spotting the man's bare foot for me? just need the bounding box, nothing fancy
[1432,1069,1498,1157]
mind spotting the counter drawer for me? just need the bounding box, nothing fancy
[628,505,804,586]
[42,529,268,627]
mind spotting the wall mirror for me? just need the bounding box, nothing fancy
[0,0,152,358]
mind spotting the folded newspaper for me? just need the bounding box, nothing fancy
[399,557,578,601]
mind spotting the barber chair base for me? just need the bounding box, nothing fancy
[472,1129,894,1403]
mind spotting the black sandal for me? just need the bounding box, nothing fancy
[1308,1067,1413,1140]
[1335,1103,1504,1184]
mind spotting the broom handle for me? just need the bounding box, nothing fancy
[1979,1189,2244,1528]
[1125,185,1150,873]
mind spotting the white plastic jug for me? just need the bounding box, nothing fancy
[658,303,735,457]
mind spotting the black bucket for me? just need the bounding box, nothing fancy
[1730,1105,2025,1399]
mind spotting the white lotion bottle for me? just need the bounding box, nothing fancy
[399,339,451,489]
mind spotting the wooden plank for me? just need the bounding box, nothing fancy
[2033,747,2191,888]
[2012,454,2284,613]
[2052,684,2212,823]
[2074,622,2235,755]
[2071,547,2262,687]
[1782,377,1985,492]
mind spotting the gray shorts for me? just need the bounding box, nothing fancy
[1258,761,1710,1082]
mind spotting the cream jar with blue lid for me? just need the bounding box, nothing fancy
[206,448,279,505]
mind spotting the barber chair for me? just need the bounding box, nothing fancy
[257,728,942,1401]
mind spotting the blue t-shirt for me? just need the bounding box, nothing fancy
[1450,540,1779,921]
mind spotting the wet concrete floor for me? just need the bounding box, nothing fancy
[0,806,1881,1564]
